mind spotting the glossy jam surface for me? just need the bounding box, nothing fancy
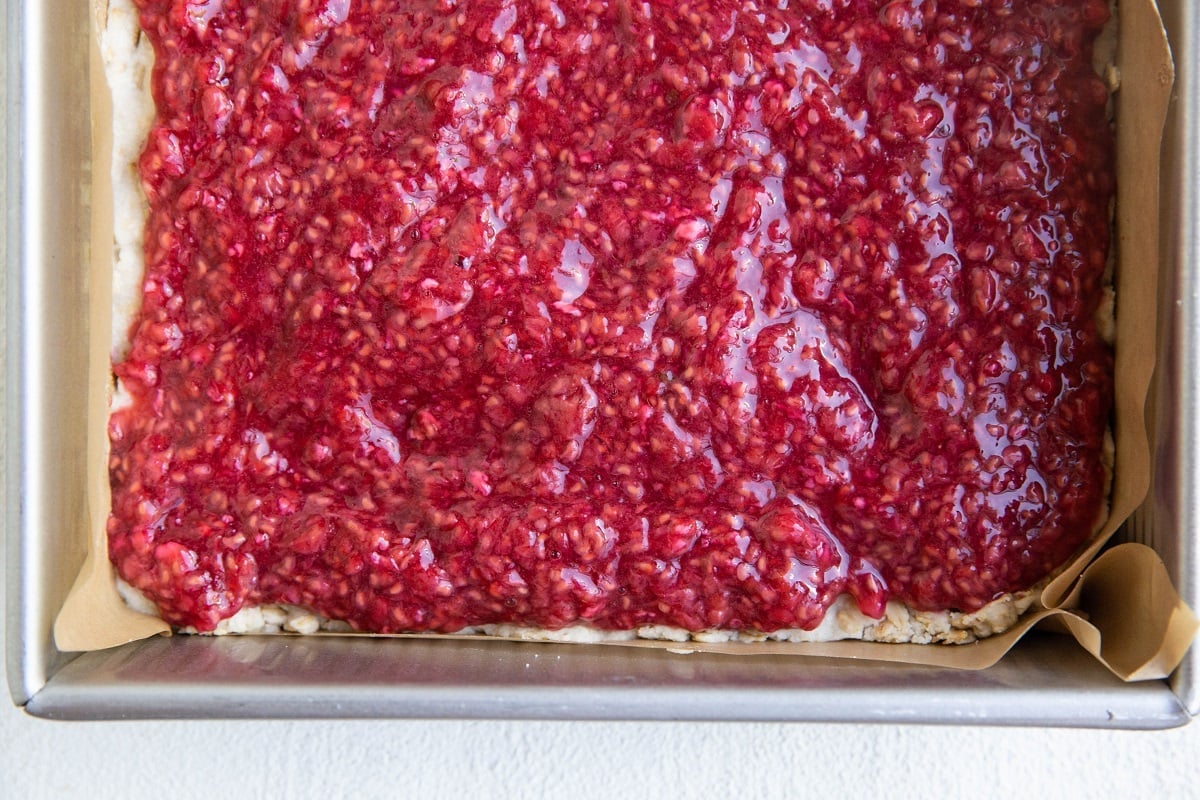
[111,0,1114,633]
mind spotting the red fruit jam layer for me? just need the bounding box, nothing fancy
[110,0,1115,633]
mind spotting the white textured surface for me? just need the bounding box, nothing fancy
[0,698,1198,798]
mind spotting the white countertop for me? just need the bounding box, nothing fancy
[1,692,1197,798]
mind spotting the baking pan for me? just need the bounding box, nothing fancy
[5,0,1198,725]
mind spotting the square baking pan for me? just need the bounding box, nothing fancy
[5,0,1198,726]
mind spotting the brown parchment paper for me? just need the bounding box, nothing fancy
[55,0,1198,681]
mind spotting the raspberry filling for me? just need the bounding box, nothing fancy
[109,0,1115,634]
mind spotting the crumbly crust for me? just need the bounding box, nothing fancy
[101,0,1115,645]
[119,575,1035,645]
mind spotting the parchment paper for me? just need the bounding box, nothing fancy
[55,0,1198,681]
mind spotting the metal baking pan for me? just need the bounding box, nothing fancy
[5,0,1198,726]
